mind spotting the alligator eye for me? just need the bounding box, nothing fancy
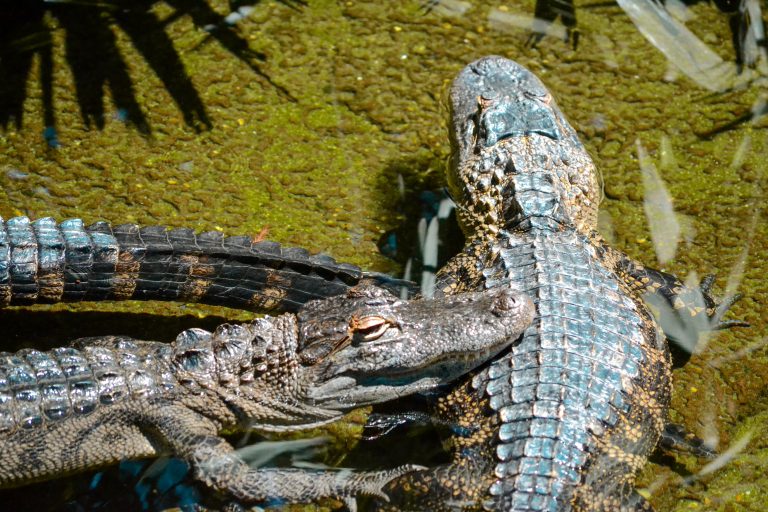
[349,315,391,340]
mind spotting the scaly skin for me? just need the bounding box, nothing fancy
[376,56,742,511]
[0,216,397,313]
[0,284,533,505]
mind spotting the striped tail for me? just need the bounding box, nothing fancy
[0,216,392,312]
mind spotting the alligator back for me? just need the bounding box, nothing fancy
[0,336,176,435]
[472,224,669,510]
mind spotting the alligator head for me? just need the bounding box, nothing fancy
[297,285,534,410]
[171,285,533,430]
[448,56,601,236]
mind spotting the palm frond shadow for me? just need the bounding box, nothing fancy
[0,0,296,147]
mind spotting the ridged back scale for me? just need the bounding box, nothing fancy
[438,56,671,510]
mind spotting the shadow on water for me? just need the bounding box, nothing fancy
[372,154,465,294]
[0,308,234,351]
[0,0,298,147]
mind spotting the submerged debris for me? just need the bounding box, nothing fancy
[637,138,680,264]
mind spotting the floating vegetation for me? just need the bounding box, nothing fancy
[1,2,766,509]
[0,0,296,147]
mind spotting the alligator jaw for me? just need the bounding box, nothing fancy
[302,288,534,410]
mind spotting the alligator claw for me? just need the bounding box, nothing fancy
[699,278,749,332]
[700,274,717,294]
[659,423,717,459]
[355,464,426,502]
[712,318,751,330]
[711,292,750,330]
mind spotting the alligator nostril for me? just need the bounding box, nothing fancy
[492,292,518,314]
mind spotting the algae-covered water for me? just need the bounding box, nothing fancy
[0,1,766,510]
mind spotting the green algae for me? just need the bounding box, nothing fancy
[0,0,767,509]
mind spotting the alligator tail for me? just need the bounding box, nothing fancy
[0,216,376,312]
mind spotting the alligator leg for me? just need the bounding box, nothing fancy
[148,403,418,504]
[594,236,747,365]
[0,397,417,505]
[371,379,497,511]
[432,246,486,296]
[375,458,492,511]
[0,216,401,313]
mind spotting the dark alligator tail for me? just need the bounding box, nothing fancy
[0,216,388,312]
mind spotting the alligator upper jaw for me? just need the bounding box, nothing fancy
[449,56,561,166]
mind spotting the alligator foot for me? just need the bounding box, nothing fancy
[699,274,750,331]
[659,423,717,459]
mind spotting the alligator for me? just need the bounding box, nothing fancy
[0,283,533,506]
[366,56,745,511]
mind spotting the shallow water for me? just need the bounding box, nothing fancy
[0,1,766,510]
